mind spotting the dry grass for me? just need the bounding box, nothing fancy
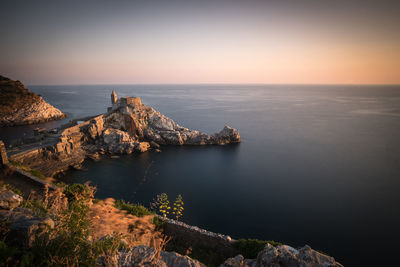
[88,198,164,248]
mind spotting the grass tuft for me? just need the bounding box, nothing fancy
[114,199,152,217]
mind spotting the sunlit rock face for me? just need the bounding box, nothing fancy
[10,91,240,177]
[103,92,240,146]
[0,75,65,126]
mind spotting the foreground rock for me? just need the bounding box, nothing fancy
[99,245,206,267]
[221,243,343,267]
[0,75,65,126]
[0,186,22,209]
[9,91,240,176]
[0,188,54,248]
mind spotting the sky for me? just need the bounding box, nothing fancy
[1,0,399,85]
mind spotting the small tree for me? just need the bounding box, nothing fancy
[158,193,170,218]
[172,194,184,220]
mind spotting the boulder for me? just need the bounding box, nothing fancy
[135,142,150,153]
[86,116,104,140]
[149,141,160,149]
[220,255,256,267]
[103,128,133,145]
[220,243,343,267]
[0,207,54,248]
[100,245,206,267]
[213,126,241,145]
[0,187,23,209]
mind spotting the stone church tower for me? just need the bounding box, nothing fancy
[111,90,117,104]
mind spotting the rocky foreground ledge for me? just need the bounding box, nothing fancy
[0,75,66,126]
[9,91,240,176]
[0,186,343,267]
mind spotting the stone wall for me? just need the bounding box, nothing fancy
[160,216,238,264]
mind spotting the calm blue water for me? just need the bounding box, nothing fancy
[2,85,400,266]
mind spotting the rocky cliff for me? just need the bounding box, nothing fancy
[0,186,343,267]
[9,92,240,176]
[0,75,66,126]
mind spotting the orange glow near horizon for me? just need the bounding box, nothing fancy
[1,1,399,85]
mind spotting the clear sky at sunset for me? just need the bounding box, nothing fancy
[1,0,399,85]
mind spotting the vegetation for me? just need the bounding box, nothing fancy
[158,193,171,218]
[1,180,287,266]
[0,183,22,196]
[233,238,283,258]
[0,183,126,266]
[114,199,153,217]
[8,159,46,180]
[150,193,184,220]
[152,216,165,231]
[172,194,184,220]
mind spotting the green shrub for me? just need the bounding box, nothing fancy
[1,182,128,266]
[8,159,46,180]
[63,183,94,202]
[19,200,49,217]
[114,199,152,217]
[152,216,165,231]
[233,239,283,258]
[27,169,46,180]
[0,240,35,267]
[94,234,127,256]
[8,159,23,168]
[26,183,100,266]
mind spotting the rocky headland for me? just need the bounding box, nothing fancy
[8,90,240,177]
[0,75,66,127]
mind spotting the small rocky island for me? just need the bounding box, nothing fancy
[0,75,66,126]
[9,90,240,176]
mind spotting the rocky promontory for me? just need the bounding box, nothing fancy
[0,75,66,126]
[9,90,240,176]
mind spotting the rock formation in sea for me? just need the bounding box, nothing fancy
[9,90,240,176]
[0,75,66,126]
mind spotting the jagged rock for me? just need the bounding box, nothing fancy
[149,141,160,149]
[88,152,101,161]
[103,128,134,145]
[220,244,343,267]
[135,142,150,153]
[212,126,241,145]
[0,207,54,248]
[0,187,23,209]
[0,75,66,126]
[220,255,256,267]
[161,250,206,267]
[86,116,104,140]
[99,245,206,267]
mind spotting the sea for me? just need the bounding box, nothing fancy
[1,84,400,266]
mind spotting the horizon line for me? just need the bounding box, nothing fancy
[28,82,400,87]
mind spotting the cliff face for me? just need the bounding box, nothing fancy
[0,76,66,126]
[9,93,240,177]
